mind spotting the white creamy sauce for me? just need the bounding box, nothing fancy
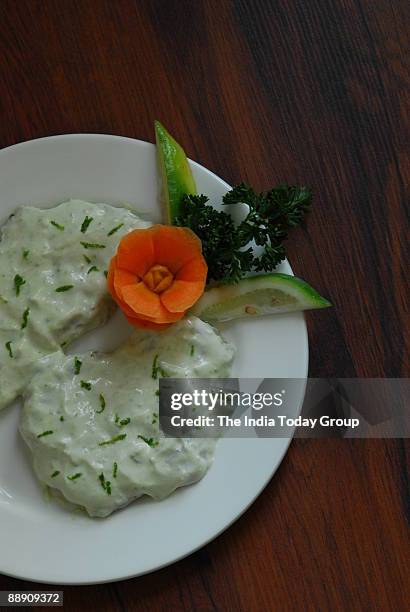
[0,200,149,410]
[20,316,234,517]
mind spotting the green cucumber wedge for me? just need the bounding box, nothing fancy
[190,273,331,322]
[155,120,197,224]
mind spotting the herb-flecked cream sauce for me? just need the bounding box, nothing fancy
[20,316,235,517]
[0,200,149,409]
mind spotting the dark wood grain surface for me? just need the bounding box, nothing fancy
[0,0,409,610]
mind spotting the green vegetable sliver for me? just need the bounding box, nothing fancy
[192,274,331,322]
[155,120,196,223]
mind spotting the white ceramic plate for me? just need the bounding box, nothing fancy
[0,135,308,584]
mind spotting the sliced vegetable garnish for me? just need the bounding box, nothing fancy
[155,120,197,224]
[108,225,207,330]
[191,272,331,322]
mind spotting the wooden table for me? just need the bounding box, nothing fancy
[0,1,408,609]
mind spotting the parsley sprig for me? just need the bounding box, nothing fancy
[175,183,311,283]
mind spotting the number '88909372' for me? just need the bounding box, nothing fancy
[0,591,63,607]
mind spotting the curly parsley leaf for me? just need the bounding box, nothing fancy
[175,183,311,283]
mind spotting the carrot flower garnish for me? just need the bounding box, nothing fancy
[107,225,207,330]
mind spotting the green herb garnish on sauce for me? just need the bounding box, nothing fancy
[81,241,106,249]
[152,355,159,379]
[5,341,13,358]
[107,223,124,236]
[21,308,30,329]
[23,249,30,260]
[80,380,92,391]
[138,435,159,448]
[152,354,169,379]
[80,216,94,233]
[55,285,74,292]
[98,472,112,495]
[112,462,118,478]
[67,473,82,481]
[87,266,99,274]
[37,430,54,438]
[99,433,127,446]
[14,274,26,296]
[74,357,82,375]
[83,254,92,264]
[60,416,64,422]
[97,393,106,414]
[114,414,130,427]
[51,470,60,478]
[190,344,195,356]
[50,220,65,231]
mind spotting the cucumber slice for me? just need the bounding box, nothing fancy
[191,273,331,322]
[155,121,197,224]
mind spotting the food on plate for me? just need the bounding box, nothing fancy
[155,120,197,224]
[0,121,331,519]
[191,273,331,322]
[107,224,207,330]
[20,316,234,517]
[0,199,149,410]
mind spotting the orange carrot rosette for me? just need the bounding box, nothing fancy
[107,225,207,330]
